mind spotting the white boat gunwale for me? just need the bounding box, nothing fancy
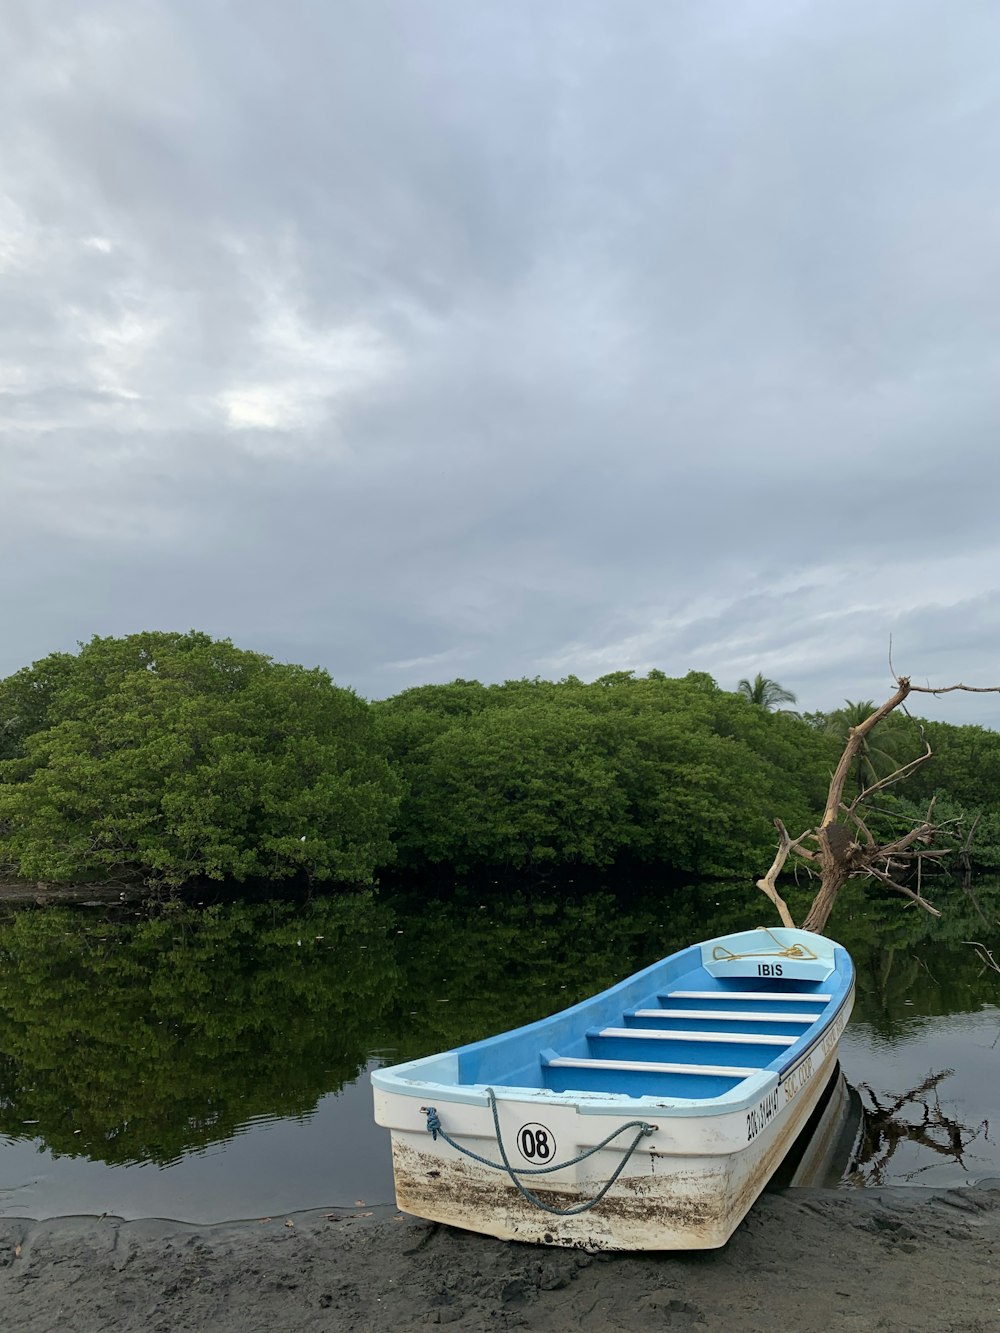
[773,983,853,1087]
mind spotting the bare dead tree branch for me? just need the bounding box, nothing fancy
[819,679,913,830]
[866,866,942,917]
[907,682,1000,695]
[754,819,797,928]
[876,820,938,859]
[844,741,933,814]
[757,672,1000,935]
[846,806,877,848]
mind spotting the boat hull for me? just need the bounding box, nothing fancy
[373,926,854,1250]
[373,988,852,1250]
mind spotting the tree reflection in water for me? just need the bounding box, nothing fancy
[0,895,400,1166]
[851,1069,992,1184]
[0,876,996,1189]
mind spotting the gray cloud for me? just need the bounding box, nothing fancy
[3,0,1000,727]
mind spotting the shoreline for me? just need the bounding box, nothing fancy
[0,882,149,906]
[3,1186,999,1331]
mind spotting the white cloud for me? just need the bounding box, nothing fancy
[220,386,303,432]
[212,236,401,446]
[383,647,476,674]
[80,306,163,401]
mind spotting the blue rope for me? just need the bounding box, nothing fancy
[424,1088,656,1217]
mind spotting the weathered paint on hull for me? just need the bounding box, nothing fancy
[380,1040,841,1251]
[374,929,855,1251]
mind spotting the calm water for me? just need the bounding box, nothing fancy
[1,878,997,1221]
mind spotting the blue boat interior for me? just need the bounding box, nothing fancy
[445,933,853,1102]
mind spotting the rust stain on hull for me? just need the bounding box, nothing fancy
[393,1140,722,1250]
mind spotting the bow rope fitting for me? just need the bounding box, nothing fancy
[422,1089,657,1217]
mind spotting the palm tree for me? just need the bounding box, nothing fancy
[736,673,797,710]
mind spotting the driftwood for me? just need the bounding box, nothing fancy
[758,674,1000,934]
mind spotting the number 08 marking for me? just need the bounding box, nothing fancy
[517,1122,556,1162]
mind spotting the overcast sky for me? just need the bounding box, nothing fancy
[3,1,1000,724]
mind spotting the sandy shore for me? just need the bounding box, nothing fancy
[3,1186,999,1332]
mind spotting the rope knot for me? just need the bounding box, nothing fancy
[426,1107,441,1140]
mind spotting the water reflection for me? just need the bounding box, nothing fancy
[765,1067,863,1190]
[775,1059,995,1192]
[0,876,996,1217]
[0,1073,394,1222]
[0,895,398,1166]
[852,1068,993,1186]
[375,883,765,1062]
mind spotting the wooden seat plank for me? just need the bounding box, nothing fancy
[634,1007,816,1024]
[666,990,831,1003]
[545,1055,757,1077]
[598,1026,794,1048]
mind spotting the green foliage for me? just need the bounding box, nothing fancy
[385,699,633,869]
[7,630,1000,887]
[0,632,400,886]
[376,671,839,878]
[905,721,1000,810]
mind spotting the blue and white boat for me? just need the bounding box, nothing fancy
[372,926,854,1250]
